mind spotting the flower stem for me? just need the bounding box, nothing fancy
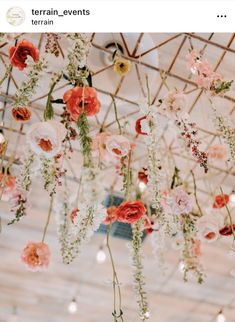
[42,195,54,243]
[111,94,122,135]
[191,170,203,217]
[106,221,124,321]
[44,74,62,121]
[125,149,132,200]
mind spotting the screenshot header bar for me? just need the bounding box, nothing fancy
[0,1,234,32]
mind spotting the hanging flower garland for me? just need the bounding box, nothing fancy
[1,33,235,320]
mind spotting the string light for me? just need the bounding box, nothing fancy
[9,316,18,322]
[8,306,18,322]
[96,247,106,263]
[143,311,150,319]
[0,132,5,144]
[178,260,185,273]
[68,298,78,314]
[229,193,235,204]
[139,181,147,193]
[216,310,226,322]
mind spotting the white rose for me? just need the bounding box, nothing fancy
[26,120,66,158]
[196,214,224,243]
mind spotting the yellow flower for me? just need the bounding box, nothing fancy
[113,58,131,76]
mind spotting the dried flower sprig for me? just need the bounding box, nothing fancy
[59,167,105,264]
[131,218,150,320]
[66,33,91,85]
[41,156,64,196]
[13,60,47,107]
[120,150,132,200]
[0,65,12,88]
[106,218,124,321]
[45,33,60,57]
[144,77,165,220]
[181,214,204,284]
[77,111,93,168]
[8,151,35,225]
[175,118,208,173]
[211,80,233,96]
[214,114,235,160]
[55,189,71,259]
[44,73,62,121]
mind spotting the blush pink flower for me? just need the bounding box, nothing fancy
[186,50,201,73]
[0,173,16,201]
[193,240,201,256]
[159,90,187,120]
[207,145,228,160]
[92,132,112,163]
[171,186,193,215]
[163,186,193,215]
[21,242,50,271]
[10,188,27,209]
[106,135,131,158]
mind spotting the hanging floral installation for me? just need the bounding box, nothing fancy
[0,33,235,321]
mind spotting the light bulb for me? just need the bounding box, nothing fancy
[178,261,185,273]
[190,66,197,74]
[0,133,5,144]
[217,311,226,322]
[229,193,235,203]
[68,299,78,314]
[139,181,147,193]
[9,316,18,322]
[230,268,235,277]
[143,311,150,319]
[96,248,106,263]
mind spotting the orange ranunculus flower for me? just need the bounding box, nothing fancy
[12,106,32,122]
[63,86,100,121]
[115,200,146,224]
[21,241,50,272]
[9,40,39,71]
[103,206,118,225]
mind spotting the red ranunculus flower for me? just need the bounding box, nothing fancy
[144,217,153,234]
[138,168,148,185]
[63,86,100,121]
[219,225,235,236]
[213,194,230,209]
[135,116,148,135]
[116,200,146,224]
[103,206,118,225]
[9,40,39,70]
[70,208,79,224]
